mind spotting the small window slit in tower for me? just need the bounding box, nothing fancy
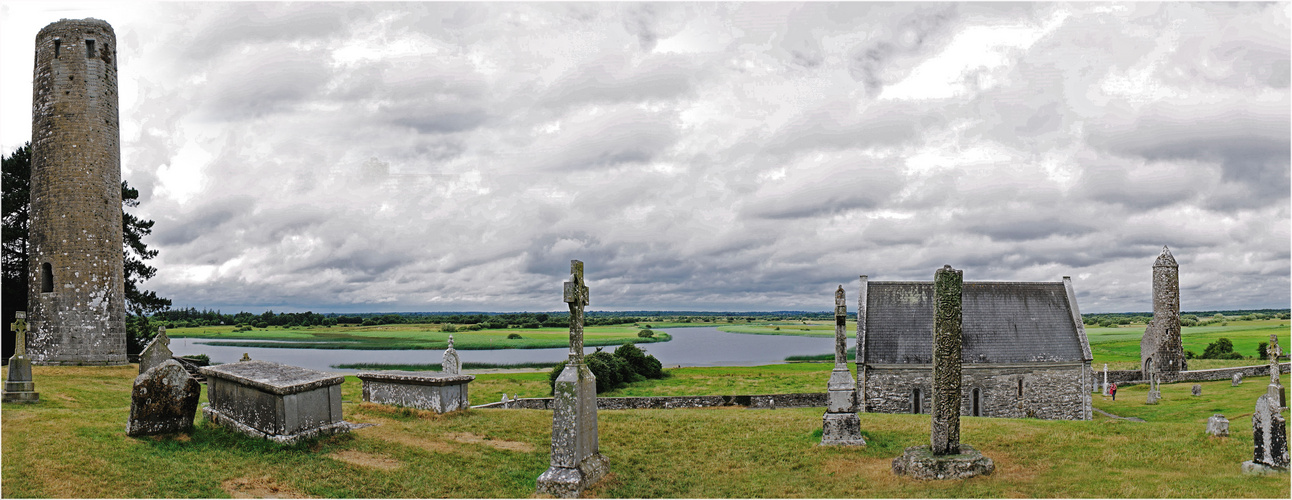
[85,39,95,58]
[54,39,61,58]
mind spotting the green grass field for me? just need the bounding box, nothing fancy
[2,365,1287,498]
[1085,319,1289,370]
[165,323,670,351]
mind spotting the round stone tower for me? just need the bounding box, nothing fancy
[1140,245,1185,375]
[26,18,127,365]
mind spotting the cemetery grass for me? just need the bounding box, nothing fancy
[3,366,1289,498]
[164,324,670,351]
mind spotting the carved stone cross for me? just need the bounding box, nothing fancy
[156,326,170,346]
[10,312,26,357]
[834,285,847,366]
[563,260,590,362]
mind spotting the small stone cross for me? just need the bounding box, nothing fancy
[10,311,27,357]
[834,285,847,366]
[563,260,590,362]
[156,326,170,347]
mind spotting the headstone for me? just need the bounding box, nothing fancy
[1191,384,1202,397]
[1146,372,1161,405]
[501,393,511,408]
[138,326,173,374]
[442,335,461,375]
[1232,373,1243,386]
[200,360,350,444]
[821,285,865,446]
[536,260,608,498]
[3,312,39,403]
[1206,414,1229,437]
[1265,334,1286,408]
[1241,395,1289,475]
[127,360,200,436]
[893,265,993,480]
[357,370,474,413]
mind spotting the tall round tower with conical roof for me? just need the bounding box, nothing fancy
[1140,246,1185,375]
[26,18,127,365]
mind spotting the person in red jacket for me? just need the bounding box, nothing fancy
[1110,382,1118,401]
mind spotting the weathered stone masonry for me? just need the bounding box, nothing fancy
[27,18,126,365]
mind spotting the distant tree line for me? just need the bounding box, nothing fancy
[1080,309,1290,328]
[146,309,852,330]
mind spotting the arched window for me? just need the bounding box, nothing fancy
[41,263,54,293]
[912,388,922,414]
[54,38,61,58]
[972,388,982,417]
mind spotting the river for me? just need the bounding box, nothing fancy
[171,327,836,373]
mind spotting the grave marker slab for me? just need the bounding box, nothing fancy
[200,360,350,444]
[138,326,173,375]
[3,312,39,403]
[1242,394,1288,475]
[536,260,608,498]
[1191,384,1202,397]
[127,360,199,436]
[1206,414,1229,437]
[1232,373,1243,386]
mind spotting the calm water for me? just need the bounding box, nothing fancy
[173,327,836,373]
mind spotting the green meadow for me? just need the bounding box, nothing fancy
[2,365,1287,498]
[165,323,669,351]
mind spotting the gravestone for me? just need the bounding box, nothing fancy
[1191,384,1201,397]
[893,266,993,480]
[1102,363,1108,396]
[1265,334,1286,408]
[200,360,350,444]
[127,360,200,436]
[536,260,609,498]
[443,335,461,375]
[821,285,865,446]
[1232,373,1243,386]
[3,312,39,403]
[1206,414,1229,437]
[138,326,173,374]
[1241,394,1288,475]
[1146,372,1161,405]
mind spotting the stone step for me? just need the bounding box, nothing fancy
[171,356,207,384]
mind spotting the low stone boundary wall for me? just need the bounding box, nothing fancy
[1093,362,1290,389]
[473,393,828,410]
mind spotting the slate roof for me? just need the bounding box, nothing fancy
[862,281,1089,365]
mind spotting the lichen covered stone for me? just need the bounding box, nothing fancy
[127,360,199,436]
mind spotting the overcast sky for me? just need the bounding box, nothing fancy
[1,1,1288,314]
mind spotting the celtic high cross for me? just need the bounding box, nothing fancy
[563,260,590,362]
[10,312,26,357]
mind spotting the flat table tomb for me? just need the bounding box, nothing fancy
[199,360,350,444]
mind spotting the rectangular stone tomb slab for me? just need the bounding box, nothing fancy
[199,360,349,444]
[357,371,474,413]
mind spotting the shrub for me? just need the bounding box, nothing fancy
[1258,342,1269,360]
[1185,350,1197,359]
[507,333,522,339]
[442,324,458,333]
[178,354,210,365]
[466,324,483,331]
[1201,338,1235,359]
[637,329,655,338]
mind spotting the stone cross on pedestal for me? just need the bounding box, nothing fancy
[442,335,461,375]
[3,312,39,403]
[931,265,963,456]
[1102,364,1108,396]
[821,285,865,446]
[537,260,608,498]
[892,266,992,479]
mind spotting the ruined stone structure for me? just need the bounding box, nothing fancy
[892,266,993,480]
[821,285,865,446]
[27,19,126,365]
[857,276,1092,420]
[537,260,608,498]
[1140,246,1185,376]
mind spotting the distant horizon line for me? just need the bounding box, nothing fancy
[151,307,1292,317]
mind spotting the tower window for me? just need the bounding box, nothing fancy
[85,39,95,58]
[54,38,61,58]
[41,263,53,293]
[911,388,922,414]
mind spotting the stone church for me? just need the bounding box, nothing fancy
[855,276,1093,421]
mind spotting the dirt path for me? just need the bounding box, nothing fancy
[1093,407,1146,422]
